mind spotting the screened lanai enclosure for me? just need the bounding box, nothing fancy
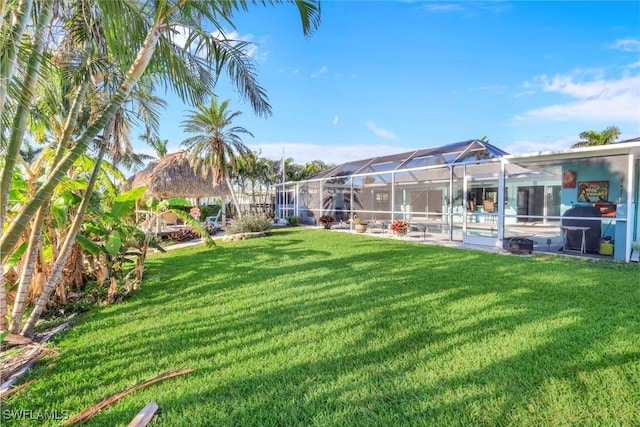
[275,139,640,262]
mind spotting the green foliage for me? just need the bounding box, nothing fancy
[111,186,147,219]
[5,241,28,270]
[198,204,220,221]
[105,231,122,255]
[227,212,272,234]
[7,229,638,426]
[353,216,367,225]
[572,125,621,148]
[286,215,300,226]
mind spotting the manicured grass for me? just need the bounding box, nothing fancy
[5,228,639,426]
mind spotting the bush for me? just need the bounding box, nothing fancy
[287,215,300,226]
[227,212,272,234]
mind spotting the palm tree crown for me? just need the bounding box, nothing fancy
[571,126,621,148]
[181,98,253,185]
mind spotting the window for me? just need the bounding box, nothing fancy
[375,192,389,202]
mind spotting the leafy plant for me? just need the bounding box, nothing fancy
[319,215,335,227]
[353,216,367,226]
[227,212,272,234]
[287,215,300,226]
[390,219,409,234]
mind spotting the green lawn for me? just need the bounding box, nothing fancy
[5,228,640,426]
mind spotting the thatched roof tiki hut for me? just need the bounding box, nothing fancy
[126,151,230,227]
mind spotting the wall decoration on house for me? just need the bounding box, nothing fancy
[562,170,577,188]
[577,181,609,203]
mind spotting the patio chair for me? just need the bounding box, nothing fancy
[161,212,179,226]
[205,210,222,231]
[483,200,496,223]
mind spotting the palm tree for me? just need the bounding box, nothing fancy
[0,0,321,259]
[181,98,253,219]
[139,133,170,159]
[571,126,621,148]
[1,0,320,333]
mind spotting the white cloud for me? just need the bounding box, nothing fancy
[419,2,511,15]
[247,142,412,165]
[311,66,328,78]
[278,67,299,75]
[170,26,262,60]
[474,84,507,93]
[333,115,339,125]
[424,3,467,13]
[502,135,578,155]
[513,70,640,122]
[502,130,640,156]
[366,121,398,140]
[608,38,640,52]
[212,30,260,59]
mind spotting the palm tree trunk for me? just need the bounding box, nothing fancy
[8,66,94,331]
[225,175,243,220]
[1,18,166,260]
[0,0,34,120]
[0,0,47,331]
[0,0,53,242]
[21,145,107,337]
[7,201,49,332]
[251,181,257,212]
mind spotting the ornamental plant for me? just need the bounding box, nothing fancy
[318,215,335,227]
[353,216,368,226]
[390,219,409,234]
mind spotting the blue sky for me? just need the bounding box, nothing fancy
[147,1,640,166]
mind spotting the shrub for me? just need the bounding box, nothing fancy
[287,215,300,226]
[168,228,200,242]
[318,215,334,225]
[390,219,409,233]
[353,215,367,225]
[227,212,272,234]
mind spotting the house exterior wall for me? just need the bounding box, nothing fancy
[277,142,640,262]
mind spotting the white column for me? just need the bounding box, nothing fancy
[625,153,635,262]
[498,159,506,240]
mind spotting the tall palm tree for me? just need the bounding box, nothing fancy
[181,98,253,219]
[571,126,621,148]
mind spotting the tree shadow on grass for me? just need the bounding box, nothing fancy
[7,228,639,426]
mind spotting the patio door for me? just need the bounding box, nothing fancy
[463,175,500,248]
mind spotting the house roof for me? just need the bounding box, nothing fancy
[309,139,508,180]
[125,151,230,199]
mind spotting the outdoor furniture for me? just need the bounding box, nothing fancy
[161,212,178,226]
[370,220,387,234]
[561,206,601,253]
[483,200,497,224]
[205,211,222,231]
[562,226,590,254]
